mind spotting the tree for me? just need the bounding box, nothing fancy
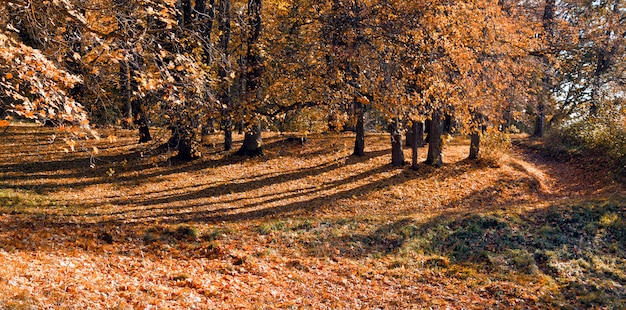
[236,0,264,156]
[0,1,92,134]
[216,0,234,151]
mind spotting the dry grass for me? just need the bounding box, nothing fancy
[0,124,624,308]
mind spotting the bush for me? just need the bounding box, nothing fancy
[481,130,512,161]
[547,114,626,181]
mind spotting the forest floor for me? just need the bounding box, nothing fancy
[0,124,624,309]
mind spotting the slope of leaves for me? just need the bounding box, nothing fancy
[0,124,624,308]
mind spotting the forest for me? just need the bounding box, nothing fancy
[0,0,625,308]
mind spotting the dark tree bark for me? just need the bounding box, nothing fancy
[533,0,555,138]
[119,60,133,128]
[224,126,233,151]
[132,98,152,143]
[390,118,404,167]
[127,53,151,143]
[469,132,480,160]
[353,100,365,156]
[469,112,485,160]
[406,121,425,147]
[426,109,444,167]
[405,126,414,147]
[236,0,263,156]
[174,127,201,160]
[411,121,420,170]
[236,123,263,156]
[218,0,233,151]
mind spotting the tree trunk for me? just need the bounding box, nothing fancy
[426,109,444,167]
[406,124,414,147]
[390,119,404,167]
[217,0,233,151]
[353,100,365,156]
[533,0,554,138]
[469,132,480,160]
[236,123,263,156]
[411,121,420,170]
[132,98,152,143]
[119,60,133,128]
[171,126,201,160]
[406,120,425,147]
[224,126,233,151]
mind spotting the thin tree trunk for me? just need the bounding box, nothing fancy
[353,100,365,156]
[533,0,554,138]
[426,109,444,167]
[119,60,133,128]
[390,118,404,167]
[218,0,233,151]
[411,121,420,170]
[415,121,425,147]
[128,53,151,143]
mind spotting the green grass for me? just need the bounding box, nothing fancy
[2,185,625,308]
[252,199,625,308]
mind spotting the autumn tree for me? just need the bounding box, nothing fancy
[235,0,264,156]
[401,0,537,163]
[321,0,372,157]
[0,1,91,131]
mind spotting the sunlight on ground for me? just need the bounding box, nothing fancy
[0,125,624,308]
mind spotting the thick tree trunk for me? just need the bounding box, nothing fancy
[236,123,263,156]
[406,120,426,147]
[353,100,365,156]
[170,126,201,160]
[469,132,480,160]
[406,124,414,147]
[411,121,420,170]
[426,109,444,167]
[390,119,404,167]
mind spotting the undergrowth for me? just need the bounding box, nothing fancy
[267,199,626,308]
[546,115,626,182]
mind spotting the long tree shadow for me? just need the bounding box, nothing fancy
[85,149,391,211]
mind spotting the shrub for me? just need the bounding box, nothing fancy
[547,113,626,181]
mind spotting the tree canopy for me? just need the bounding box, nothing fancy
[0,0,623,164]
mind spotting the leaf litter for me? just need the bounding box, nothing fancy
[0,125,624,308]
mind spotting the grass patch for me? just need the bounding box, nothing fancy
[0,189,49,213]
[256,220,288,235]
[143,225,200,244]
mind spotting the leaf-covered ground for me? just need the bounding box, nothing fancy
[0,124,624,309]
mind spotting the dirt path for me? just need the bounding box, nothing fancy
[511,140,625,200]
